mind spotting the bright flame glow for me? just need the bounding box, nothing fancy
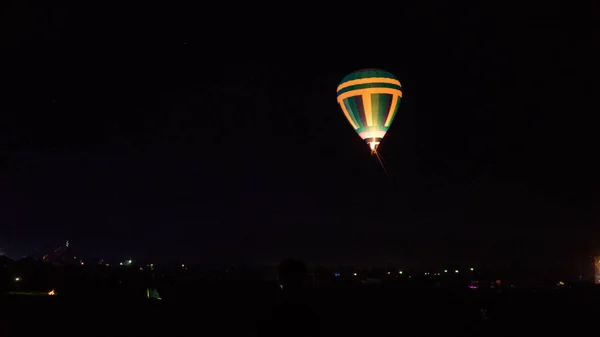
[358,131,386,139]
[368,142,380,151]
[48,289,55,295]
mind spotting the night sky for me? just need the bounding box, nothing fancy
[1,2,596,269]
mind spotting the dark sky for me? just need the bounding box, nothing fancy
[1,2,596,269]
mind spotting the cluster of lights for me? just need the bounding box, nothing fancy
[334,268,475,278]
[389,271,466,276]
[420,268,474,275]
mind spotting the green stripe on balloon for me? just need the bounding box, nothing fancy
[336,82,402,96]
[340,69,397,82]
[342,98,360,128]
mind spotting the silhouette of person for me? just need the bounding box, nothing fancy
[259,258,319,336]
[277,258,308,294]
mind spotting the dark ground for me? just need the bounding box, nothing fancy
[1,282,598,337]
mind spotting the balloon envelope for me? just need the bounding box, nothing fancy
[336,69,402,152]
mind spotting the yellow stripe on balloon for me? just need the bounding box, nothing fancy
[339,100,359,129]
[384,94,399,127]
[337,88,402,102]
[337,77,402,92]
[362,93,373,126]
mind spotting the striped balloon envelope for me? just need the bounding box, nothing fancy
[336,69,402,153]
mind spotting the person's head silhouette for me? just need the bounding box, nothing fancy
[277,258,307,292]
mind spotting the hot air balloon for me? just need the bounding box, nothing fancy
[336,69,402,154]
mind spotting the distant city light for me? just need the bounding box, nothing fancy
[470,267,474,271]
[444,270,448,273]
[455,270,459,273]
[119,262,123,266]
[15,277,20,282]
[181,264,185,268]
[334,273,340,277]
[399,271,403,275]
[128,260,132,264]
[353,272,358,276]
[387,271,391,275]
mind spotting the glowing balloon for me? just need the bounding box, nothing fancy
[336,69,402,153]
